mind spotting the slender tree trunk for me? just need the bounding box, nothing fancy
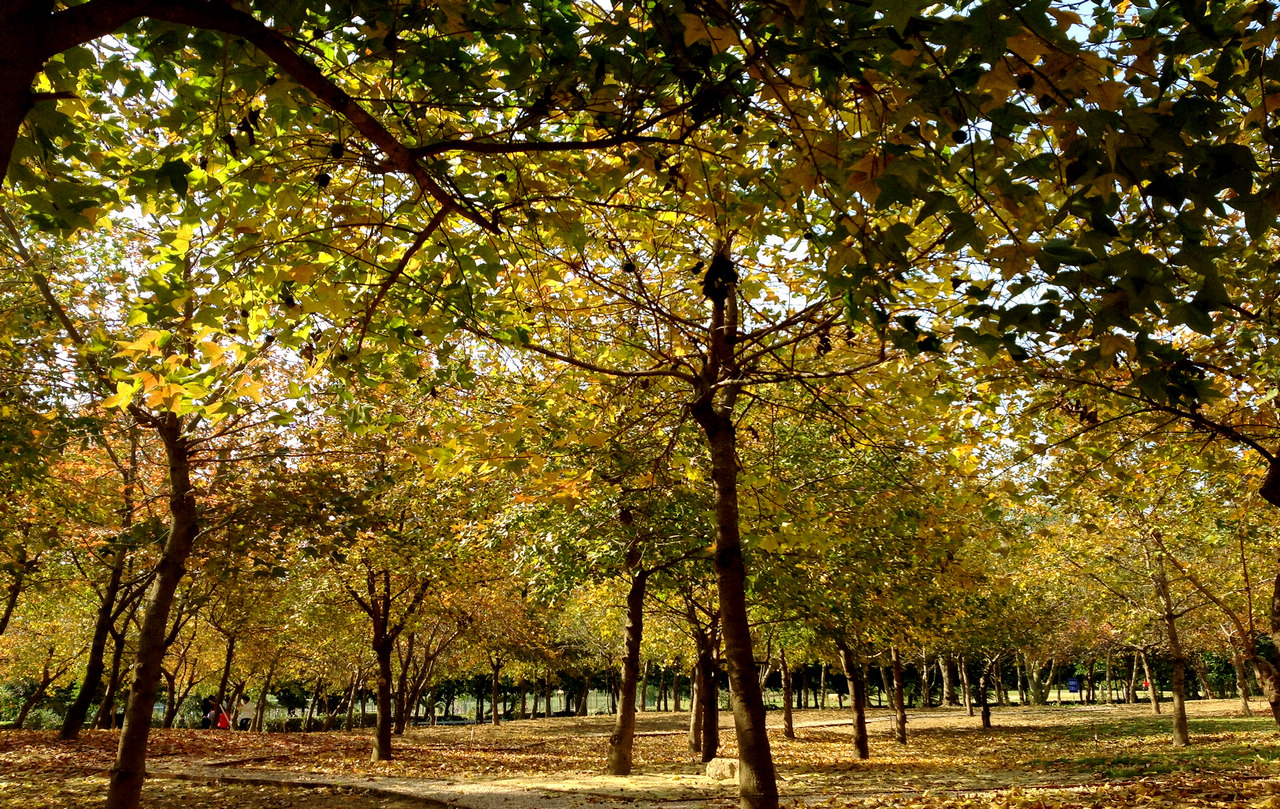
[780,647,794,740]
[61,543,128,739]
[978,663,992,730]
[1232,649,1253,716]
[0,550,25,637]
[689,662,703,755]
[820,663,828,709]
[1127,655,1139,704]
[608,571,648,775]
[492,658,502,726]
[890,647,907,744]
[941,657,957,707]
[695,641,720,761]
[959,656,972,716]
[1165,617,1190,746]
[690,279,778,809]
[836,644,869,759]
[215,634,236,712]
[639,660,650,713]
[545,671,553,719]
[1140,650,1161,714]
[106,419,199,809]
[673,668,681,713]
[94,628,128,729]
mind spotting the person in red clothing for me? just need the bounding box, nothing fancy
[214,703,231,729]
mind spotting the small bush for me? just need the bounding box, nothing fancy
[23,708,62,730]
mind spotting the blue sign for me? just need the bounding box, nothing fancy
[1067,678,1080,693]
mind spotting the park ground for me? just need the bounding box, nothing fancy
[5,700,1280,808]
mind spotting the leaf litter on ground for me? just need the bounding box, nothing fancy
[4,698,1280,808]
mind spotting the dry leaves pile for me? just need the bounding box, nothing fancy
[3,699,1280,808]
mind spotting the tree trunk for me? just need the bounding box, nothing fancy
[608,571,648,775]
[1231,649,1253,716]
[780,647,794,740]
[695,640,720,761]
[689,662,703,755]
[978,663,992,730]
[393,633,415,735]
[959,655,973,716]
[689,281,778,809]
[492,658,502,726]
[673,668,682,712]
[836,644,869,759]
[61,542,128,739]
[1140,650,1161,714]
[639,661,650,713]
[890,647,907,744]
[820,663,828,709]
[1126,655,1139,704]
[1151,558,1190,746]
[105,419,199,809]
[545,671,553,719]
[372,639,394,760]
[215,633,237,713]
[941,657,957,707]
[94,627,128,729]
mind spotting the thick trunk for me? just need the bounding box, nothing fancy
[105,419,199,809]
[890,647,907,744]
[372,640,394,760]
[61,544,128,739]
[837,644,869,759]
[780,647,794,740]
[608,571,648,775]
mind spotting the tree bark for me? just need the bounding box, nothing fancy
[491,657,502,726]
[608,570,649,775]
[61,541,128,739]
[959,655,972,715]
[373,639,394,759]
[639,660,650,713]
[689,662,703,755]
[941,656,957,707]
[890,647,907,744]
[689,266,777,809]
[1140,650,1161,715]
[836,644,869,759]
[1231,649,1253,716]
[780,647,795,740]
[105,417,199,809]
